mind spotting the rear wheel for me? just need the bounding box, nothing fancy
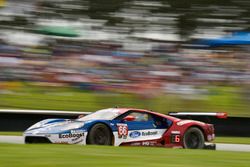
[87,123,112,145]
[183,127,205,149]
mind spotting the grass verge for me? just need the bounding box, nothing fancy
[0,144,250,167]
[0,82,250,116]
[0,132,250,144]
[0,132,23,136]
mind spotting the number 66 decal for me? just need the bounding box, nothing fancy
[117,123,128,139]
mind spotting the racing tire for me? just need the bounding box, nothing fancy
[87,123,112,145]
[183,127,205,149]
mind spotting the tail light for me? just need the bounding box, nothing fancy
[208,124,214,133]
[207,124,215,141]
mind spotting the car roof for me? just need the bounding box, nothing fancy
[113,108,180,122]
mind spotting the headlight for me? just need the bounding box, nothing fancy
[60,122,84,131]
[27,122,43,131]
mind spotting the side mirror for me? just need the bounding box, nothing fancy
[122,115,135,122]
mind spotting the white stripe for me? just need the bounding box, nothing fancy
[170,112,221,116]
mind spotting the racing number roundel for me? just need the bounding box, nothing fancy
[117,124,128,139]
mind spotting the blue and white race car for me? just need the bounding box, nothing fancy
[24,108,215,149]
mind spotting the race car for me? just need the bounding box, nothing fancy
[24,108,215,149]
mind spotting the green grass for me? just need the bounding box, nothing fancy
[0,144,249,167]
[1,82,250,116]
[215,137,250,145]
[0,132,23,136]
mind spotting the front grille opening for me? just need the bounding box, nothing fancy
[25,136,51,144]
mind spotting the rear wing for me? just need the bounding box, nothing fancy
[168,112,228,119]
[168,112,228,124]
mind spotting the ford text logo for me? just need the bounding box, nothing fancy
[129,131,141,138]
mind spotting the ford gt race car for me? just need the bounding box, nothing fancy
[24,108,215,149]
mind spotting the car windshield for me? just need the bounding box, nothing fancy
[77,108,122,121]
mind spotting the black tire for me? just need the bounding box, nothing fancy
[87,123,112,145]
[183,127,205,149]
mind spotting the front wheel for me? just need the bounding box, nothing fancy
[87,123,112,145]
[183,127,205,149]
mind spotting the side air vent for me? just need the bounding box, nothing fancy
[25,136,51,144]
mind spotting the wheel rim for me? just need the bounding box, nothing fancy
[186,132,200,148]
[93,127,108,145]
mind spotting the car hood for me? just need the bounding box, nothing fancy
[24,118,85,134]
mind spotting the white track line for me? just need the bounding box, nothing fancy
[216,143,250,152]
[0,135,24,144]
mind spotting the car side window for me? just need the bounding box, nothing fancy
[152,115,172,128]
[128,112,152,122]
[115,111,153,122]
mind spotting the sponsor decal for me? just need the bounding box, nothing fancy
[142,131,158,136]
[145,141,158,146]
[130,141,158,146]
[72,139,84,144]
[141,141,158,146]
[59,133,84,139]
[142,141,150,146]
[71,134,84,142]
[130,142,141,146]
[171,131,180,134]
[71,130,85,134]
[129,131,141,138]
[117,123,128,139]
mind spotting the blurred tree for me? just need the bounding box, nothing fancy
[2,0,250,39]
[0,0,6,7]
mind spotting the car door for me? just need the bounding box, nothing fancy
[112,111,168,146]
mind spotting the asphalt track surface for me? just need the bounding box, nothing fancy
[0,135,250,152]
